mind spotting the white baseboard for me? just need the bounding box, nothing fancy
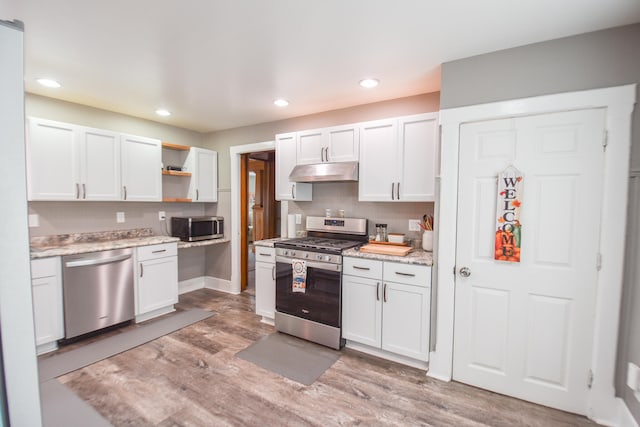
[204,276,238,294]
[613,398,639,427]
[178,277,206,295]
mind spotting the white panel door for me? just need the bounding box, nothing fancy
[26,118,80,200]
[358,119,398,201]
[342,274,382,348]
[255,261,275,319]
[191,148,218,202]
[297,129,324,164]
[275,133,312,201]
[453,108,606,414]
[81,128,121,200]
[137,257,178,314]
[121,134,162,201]
[327,125,359,163]
[398,113,438,202]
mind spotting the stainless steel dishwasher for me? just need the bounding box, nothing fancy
[62,247,134,339]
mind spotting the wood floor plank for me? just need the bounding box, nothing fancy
[54,288,599,427]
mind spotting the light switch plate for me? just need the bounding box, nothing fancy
[295,214,302,224]
[116,212,125,223]
[28,214,39,227]
[408,219,421,231]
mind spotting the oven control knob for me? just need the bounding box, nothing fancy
[283,250,289,256]
[304,253,309,259]
[325,255,332,262]
[291,251,296,257]
[316,254,322,260]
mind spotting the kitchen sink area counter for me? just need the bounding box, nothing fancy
[30,228,179,259]
[177,238,230,249]
[253,237,290,248]
[342,247,433,266]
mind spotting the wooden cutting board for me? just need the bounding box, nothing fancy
[359,243,413,257]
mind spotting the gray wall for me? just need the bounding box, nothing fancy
[440,23,640,420]
[203,92,440,279]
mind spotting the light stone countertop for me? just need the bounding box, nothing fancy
[30,235,180,259]
[342,247,433,266]
[253,237,289,248]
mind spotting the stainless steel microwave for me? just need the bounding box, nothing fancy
[171,216,224,241]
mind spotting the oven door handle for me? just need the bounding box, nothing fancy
[275,256,342,271]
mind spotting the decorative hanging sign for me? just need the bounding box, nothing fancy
[292,259,307,293]
[495,166,523,262]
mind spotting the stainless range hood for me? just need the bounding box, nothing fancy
[288,161,358,183]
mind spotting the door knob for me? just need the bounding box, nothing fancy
[459,267,471,277]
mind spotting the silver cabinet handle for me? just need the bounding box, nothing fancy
[383,283,387,302]
[291,184,295,199]
[196,189,199,201]
[76,183,80,199]
[152,249,167,254]
[460,267,471,277]
[376,282,380,301]
[123,185,127,200]
[259,253,272,257]
[65,253,131,268]
[82,183,86,199]
[395,271,415,277]
[272,265,276,280]
[396,182,400,200]
[391,183,395,200]
[140,263,144,277]
[353,266,370,271]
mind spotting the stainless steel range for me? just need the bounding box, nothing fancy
[274,216,368,349]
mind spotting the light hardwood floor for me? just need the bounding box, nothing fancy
[54,289,598,426]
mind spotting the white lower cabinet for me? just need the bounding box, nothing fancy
[254,246,276,324]
[135,242,178,322]
[30,257,64,354]
[342,257,431,363]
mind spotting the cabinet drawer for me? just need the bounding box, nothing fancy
[137,242,178,261]
[343,257,382,279]
[31,257,60,279]
[255,246,275,263]
[383,262,430,288]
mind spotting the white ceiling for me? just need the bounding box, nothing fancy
[3,0,640,133]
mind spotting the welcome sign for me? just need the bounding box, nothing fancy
[495,166,523,262]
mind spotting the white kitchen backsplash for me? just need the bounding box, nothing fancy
[288,181,434,239]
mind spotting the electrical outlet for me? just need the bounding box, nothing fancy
[159,211,166,221]
[28,214,39,227]
[116,212,125,223]
[295,214,302,225]
[408,219,421,231]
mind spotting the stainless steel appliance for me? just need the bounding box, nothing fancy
[274,216,367,349]
[62,248,134,339]
[171,216,224,242]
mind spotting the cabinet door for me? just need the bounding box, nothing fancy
[275,133,312,201]
[26,118,80,200]
[327,125,359,163]
[398,113,439,202]
[31,257,64,347]
[255,261,276,319]
[381,281,430,360]
[342,274,382,347]
[297,129,324,164]
[137,256,178,314]
[191,148,218,202]
[358,119,398,201]
[121,134,162,201]
[81,127,121,200]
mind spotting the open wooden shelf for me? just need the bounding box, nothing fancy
[162,197,192,203]
[162,142,191,151]
[162,170,192,177]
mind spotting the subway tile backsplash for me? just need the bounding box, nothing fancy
[289,182,434,239]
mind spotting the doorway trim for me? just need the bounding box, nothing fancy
[230,140,275,294]
[432,84,636,424]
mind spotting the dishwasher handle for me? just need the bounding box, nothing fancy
[65,253,132,268]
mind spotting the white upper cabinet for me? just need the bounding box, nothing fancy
[121,134,162,201]
[296,125,359,165]
[359,113,439,202]
[188,147,218,202]
[275,132,312,201]
[27,117,163,202]
[27,118,121,201]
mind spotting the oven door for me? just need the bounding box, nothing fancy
[275,256,342,328]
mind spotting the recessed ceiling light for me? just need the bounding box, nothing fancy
[155,109,171,117]
[273,99,289,107]
[36,78,61,88]
[359,78,379,89]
